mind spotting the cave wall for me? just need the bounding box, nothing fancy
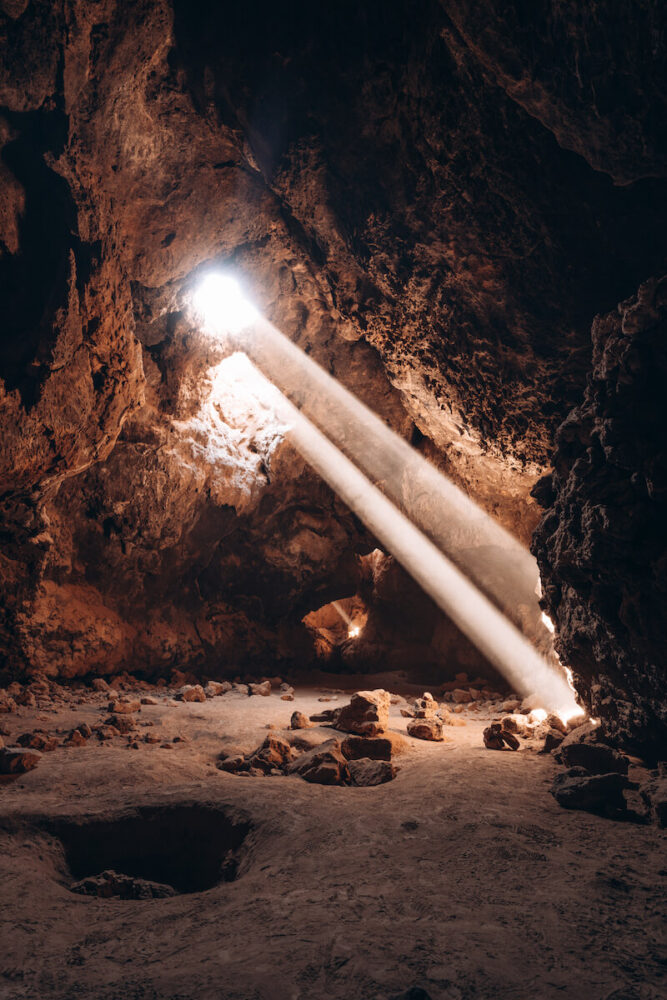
[533,277,667,759]
[0,0,666,725]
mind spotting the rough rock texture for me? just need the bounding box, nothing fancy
[1,0,667,758]
[533,277,667,758]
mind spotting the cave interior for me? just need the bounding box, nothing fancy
[0,3,666,1000]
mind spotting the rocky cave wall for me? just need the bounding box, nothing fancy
[0,1,666,748]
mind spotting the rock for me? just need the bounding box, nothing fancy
[249,681,271,697]
[412,695,438,718]
[341,734,406,761]
[400,708,414,718]
[95,724,120,740]
[407,717,444,742]
[108,699,141,714]
[144,733,162,744]
[502,714,530,735]
[64,729,87,747]
[550,767,633,817]
[281,693,295,701]
[217,754,248,774]
[0,747,42,774]
[91,678,110,692]
[640,772,667,826]
[348,758,396,786]
[140,696,158,705]
[248,734,295,773]
[483,723,520,751]
[0,693,18,714]
[501,700,522,713]
[104,714,136,734]
[178,685,206,703]
[558,741,629,775]
[540,728,566,753]
[204,681,232,698]
[71,870,175,900]
[287,739,350,785]
[290,711,312,730]
[440,711,466,727]
[16,731,58,752]
[15,689,37,708]
[545,713,568,734]
[520,694,544,713]
[231,683,250,696]
[332,689,390,737]
[451,688,473,703]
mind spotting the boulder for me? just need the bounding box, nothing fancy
[0,694,18,714]
[248,734,295,773]
[540,728,566,753]
[451,688,473,703]
[91,678,111,692]
[558,741,629,775]
[551,767,633,817]
[348,758,396,786]
[640,770,667,826]
[407,717,444,742]
[0,747,42,774]
[332,689,390,737]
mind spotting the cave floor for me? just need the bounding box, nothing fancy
[0,680,665,1000]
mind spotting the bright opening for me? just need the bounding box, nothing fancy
[192,272,258,335]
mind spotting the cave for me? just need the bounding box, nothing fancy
[0,2,666,998]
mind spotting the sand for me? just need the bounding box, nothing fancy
[0,681,665,1000]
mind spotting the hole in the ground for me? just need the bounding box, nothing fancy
[49,803,252,896]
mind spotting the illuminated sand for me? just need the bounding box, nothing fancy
[0,681,663,1000]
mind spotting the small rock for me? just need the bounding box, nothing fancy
[348,758,396,786]
[287,739,350,785]
[108,699,140,714]
[231,683,250,696]
[140,696,158,706]
[0,747,41,774]
[178,685,206,703]
[290,711,312,730]
[95,724,120,740]
[501,714,530,735]
[407,717,444,742]
[104,714,136,734]
[16,731,58,752]
[451,688,473,704]
[91,678,110,692]
[281,693,295,701]
[483,723,520,751]
[545,713,567,735]
[144,733,162,744]
[71,870,175,899]
[501,699,521,713]
[217,754,248,774]
[204,681,232,698]
[249,681,272,697]
[16,690,37,708]
[64,729,87,747]
[412,695,438,718]
[0,693,18,714]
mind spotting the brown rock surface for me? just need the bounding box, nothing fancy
[333,690,390,738]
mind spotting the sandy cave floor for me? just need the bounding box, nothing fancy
[0,677,665,1000]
